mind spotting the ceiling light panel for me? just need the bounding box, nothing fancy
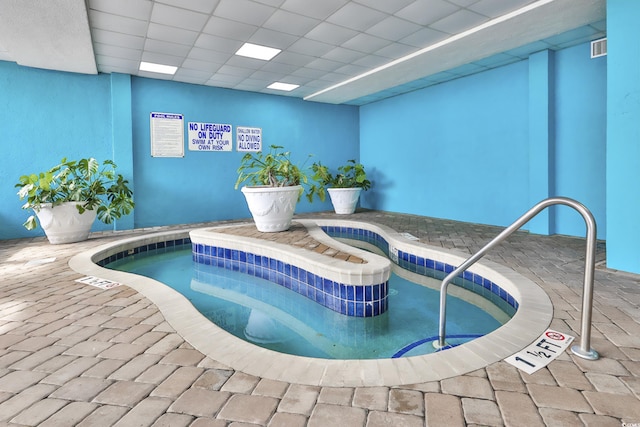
[267,82,299,91]
[139,61,177,74]
[235,42,281,60]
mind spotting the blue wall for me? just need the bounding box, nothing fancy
[0,62,113,238]
[607,0,640,273]
[0,61,358,239]
[130,77,358,228]
[361,61,530,227]
[360,42,607,240]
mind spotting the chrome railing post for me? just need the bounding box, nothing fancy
[435,197,599,361]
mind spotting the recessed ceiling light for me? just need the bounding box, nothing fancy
[139,61,178,75]
[267,82,299,91]
[235,43,281,61]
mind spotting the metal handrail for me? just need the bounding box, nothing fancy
[435,197,599,360]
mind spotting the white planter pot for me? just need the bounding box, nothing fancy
[35,202,97,244]
[241,185,301,232]
[327,187,362,214]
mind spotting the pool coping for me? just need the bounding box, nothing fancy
[68,219,553,387]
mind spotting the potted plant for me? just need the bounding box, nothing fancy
[15,157,134,244]
[311,159,371,214]
[235,145,324,232]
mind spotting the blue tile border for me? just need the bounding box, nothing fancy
[97,225,518,319]
[321,226,518,315]
[191,242,389,318]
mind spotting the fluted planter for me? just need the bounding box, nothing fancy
[35,202,97,244]
[241,185,301,232]
[327,188,362,214]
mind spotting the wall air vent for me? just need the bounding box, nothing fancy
[591,38,607,58]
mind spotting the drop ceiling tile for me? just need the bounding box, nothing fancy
[147,23,199,46]
[542,26,600,48]
[322,46,366,64]
[216,64,255,78]
[342,33,391,54]
[144,38,192,57]
[365,15,422,41]
[187,47,232,63]
[326,2,387,32]
[88,0,152,21]
[93,43,142,61]
[202,16,258,40]
[430,9,488,34]
[503,40,551,58]
[174,67,212,79]
[468,0,535,19]
[375,42,416,59]
[400,27,448,48]
[224,55,270,69]
[262,10,320,36]
[290,67,326,79]
[249,69,285,81]
[0,52,12,61]
[248,28,299,49]
[305,22,358,45]
[447,0,481,6]
[260,61,298,74]
[335,63,369,76]
[305,57,345,72]
[352,54,390,68]
[182,58,222,72]
[253,0,286,7]
[150,3,209,31]
[270,51,315,67]
[141,51,183,66]
[353,0,415,14]
[214,0,276,26]
[395,0,459,26]
[472,52,518,68]
[91,28,146,50]
[281,0,348,20]
[89,10,149,37]
[195,33,243,54]
[287,37,334,57]
[95,55,140,70]
[156,0,219,14]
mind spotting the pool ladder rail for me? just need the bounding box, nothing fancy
[435,197,599,361]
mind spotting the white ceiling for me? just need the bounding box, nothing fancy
[0,0,606,105]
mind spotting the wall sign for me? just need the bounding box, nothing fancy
[150,112,184,157]
[188,122,232,152]
[236,126,262,152]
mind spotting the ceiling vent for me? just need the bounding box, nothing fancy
[591,38,607,58]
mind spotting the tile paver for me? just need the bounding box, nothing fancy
[0,211,638,426]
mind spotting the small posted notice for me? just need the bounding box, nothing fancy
[188,122,232,152]
[75,276,122,290]
[150,112,184,157]
[505,329,574,374]
[236,126,262,152]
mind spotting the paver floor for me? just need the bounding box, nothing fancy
[0,210,638,426]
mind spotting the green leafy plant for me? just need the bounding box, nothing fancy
[235,145,325,202]
[15,157,134,230]
[311,159,372,191]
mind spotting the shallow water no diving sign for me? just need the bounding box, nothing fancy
[504,329,574,374]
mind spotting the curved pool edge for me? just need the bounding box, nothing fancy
[68,220,553,387]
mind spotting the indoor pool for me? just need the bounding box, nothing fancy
[107,245,511,359]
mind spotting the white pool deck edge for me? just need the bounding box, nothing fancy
[68,219,553,387]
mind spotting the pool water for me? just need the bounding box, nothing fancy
[109,247,507,359]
